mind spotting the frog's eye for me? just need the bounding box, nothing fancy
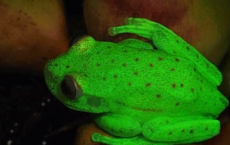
[61,75,83,99]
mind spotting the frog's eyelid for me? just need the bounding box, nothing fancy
[68,34,88,47]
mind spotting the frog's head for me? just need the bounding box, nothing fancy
[44,36,112,113]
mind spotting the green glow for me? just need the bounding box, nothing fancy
[44,17,229,145]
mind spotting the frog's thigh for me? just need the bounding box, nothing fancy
[94,114,142,137]
[142,117,220,144]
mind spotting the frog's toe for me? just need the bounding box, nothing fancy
[108,27,117,36]
[108,24,153,40]
[92,133,120,144]
[108,24,149,37]
[108,17,154,37]
[124,17,134,25]
[91,133,103,142]
[124,17,156,28]
[108,17,165,40]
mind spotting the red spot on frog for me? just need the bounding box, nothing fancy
[158,57,163,61]
[149,63,153,67]
[191,88,195,92]
[172,84,176,88]
[146,83,151,87]
[156,94,161,98]
[122,63,127,67]
[175,58,180,62]
[171,68,175,71]
[133,72,138,75]
[135,58,139,61]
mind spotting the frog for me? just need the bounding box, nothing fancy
[44,17,229,145]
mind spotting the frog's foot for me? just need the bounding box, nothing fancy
[92,133,172,145]
[108,17,222,86]
[143,116,220,144]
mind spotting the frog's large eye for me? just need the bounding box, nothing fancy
[61,75,83,99]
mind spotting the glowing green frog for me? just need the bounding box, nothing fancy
[44,18,228,145]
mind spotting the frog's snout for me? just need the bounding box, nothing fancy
[220,97,229,108]
[61,75,83,100]
[44,62,55,83]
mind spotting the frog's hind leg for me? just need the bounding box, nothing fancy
[108,17,222,87]
[142,116,220,144]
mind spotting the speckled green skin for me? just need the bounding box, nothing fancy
[44,18,229,145]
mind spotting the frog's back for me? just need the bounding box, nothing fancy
[86,42,227,118]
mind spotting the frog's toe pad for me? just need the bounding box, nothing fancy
[124,17,134,25]
[92,133,103,142]
[108,27,117,36]
[124,17,154,26]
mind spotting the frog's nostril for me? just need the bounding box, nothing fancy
[61,75,83,99]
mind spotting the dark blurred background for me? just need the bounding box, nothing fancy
[0,1,92,145]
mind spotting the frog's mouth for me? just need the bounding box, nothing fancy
[62,95,111,113]
[115,101,163,113]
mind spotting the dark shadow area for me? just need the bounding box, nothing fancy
[0,1,93,145]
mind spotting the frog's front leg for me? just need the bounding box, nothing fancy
[108,17,197,58]
[142,116,220,144]
[108,17,222,86]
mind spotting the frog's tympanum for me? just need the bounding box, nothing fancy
[44,18,229,145]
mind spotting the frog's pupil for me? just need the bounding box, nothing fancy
[61,75,82,99]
